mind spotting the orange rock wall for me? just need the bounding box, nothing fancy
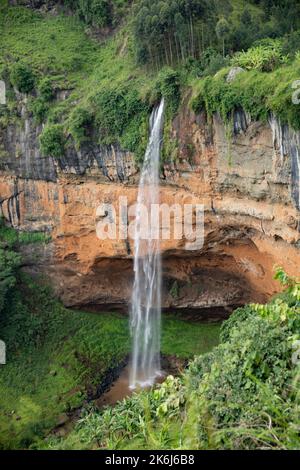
[0,105,299,313]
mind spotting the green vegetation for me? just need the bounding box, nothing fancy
[91,85,150,153]
[0,300,130,449]
[0,220,50,314]
[1,0,300,163]
[133,0,300,68]
[193,38,291,136]
[10,62,35,93]
[68,107,94,149]
[232,38,288,71]
[216,18,230,58]
[63,0,130,29]
[155,67,181,114]
[40,124,66,158]
[0,223,51,247]
[45,270,300,450]
[191,43,300,130]
[162,317,220,358]
[0,301,220,449]
[133,0,215,67]
[0,222,130,448]
[0,246,20,314]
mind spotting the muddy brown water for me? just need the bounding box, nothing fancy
[95,365,166,408]
[96,355,186,408]
[52,355,186,438]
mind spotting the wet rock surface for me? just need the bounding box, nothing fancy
[0,100,299,315]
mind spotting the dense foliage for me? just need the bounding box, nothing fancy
[10,62,35,93]
[133,0,300,67]
[2,0,300,162]
[133,0,215,67]
[68,107,94,149]
[39,124,66,158]
[91,86,148,147]
[0,222,51,314]
[63,0,129,28]
[0,222,21,314]
[191,48,300,130]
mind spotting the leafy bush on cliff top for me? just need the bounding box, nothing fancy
[191,57,300,130]
[155,67,181,113]
[68,107,94,149]
[232,39,288,72]
[38,77,54,101]
[10,62,35,94]
[89,85,151,160]
[39,124,66,158]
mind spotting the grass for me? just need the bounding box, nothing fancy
[162,316,221,358]
[0,223,51,246]
[0,305,130,449]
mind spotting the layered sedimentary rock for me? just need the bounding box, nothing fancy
[0,95,299,316]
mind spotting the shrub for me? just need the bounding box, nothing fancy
[119,113,148,164]
[220,305,256,343]
[191,92,206,114]
[38,78,54,101]
[282,31,300,58]
[203,54,229,76]
[30,98,49,124]
[155,67,180,113]
[65,0,113,28]
[232,40,288,72]
[191,66,281,125]
[39,124,65,158]
[10,62,35,94]
[91,86,148,146]
[0,248,21,314]
[68,107,93,149]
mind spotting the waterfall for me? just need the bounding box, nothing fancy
[129,99,165,390]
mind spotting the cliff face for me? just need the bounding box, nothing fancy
[0,96,299,317]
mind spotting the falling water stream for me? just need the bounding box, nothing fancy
[129,99,165,390]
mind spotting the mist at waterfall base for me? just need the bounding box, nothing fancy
[129,99,165,390]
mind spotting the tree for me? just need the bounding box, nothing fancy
[241,8,252,26]
[39,124,66,158]
[132,0,218,67]
[10,63,35,94]
[216,18,230,57]
[0,248,21,314]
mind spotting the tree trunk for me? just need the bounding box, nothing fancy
[190,16,194,58]
[174,34,180,63]
[168,34,173,65]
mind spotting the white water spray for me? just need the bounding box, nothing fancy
[129,99,165,390]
